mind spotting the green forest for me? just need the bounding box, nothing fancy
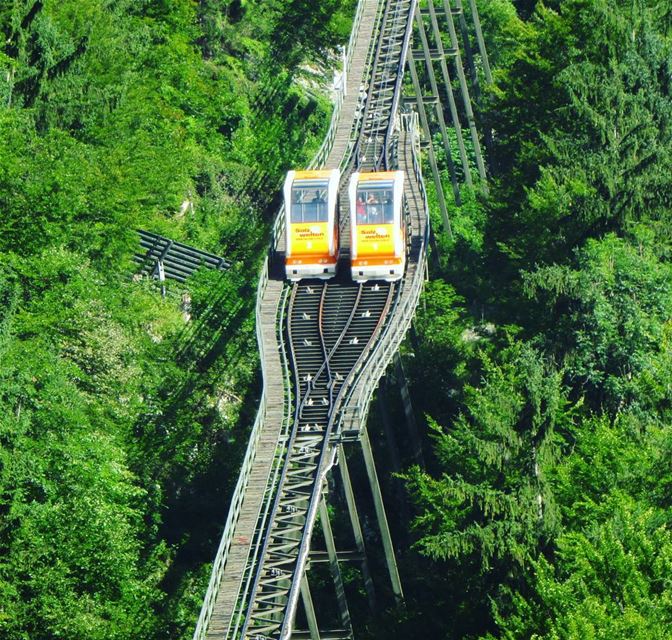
[1,0,672,639]
[0,0,354,637]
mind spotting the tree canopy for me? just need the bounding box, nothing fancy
[394,1,672,638]
[0,0,354,637]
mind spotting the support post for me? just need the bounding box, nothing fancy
[457,0,495,162]
[338,445,376,611]
[394,354,425,466]
[414,8,462,205]
[319,496,353,635]
[440,0,488,185]
[408,52,453,239]
[453,0,481,100]
[360,428,404,603]
[424,0,472,183]
[466,0,493,84]
[301,574,322,640]
[377,378,403,473]
[157,260,166,299]
[377,378,411,545]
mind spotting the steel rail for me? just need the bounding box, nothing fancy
[191,0,378,636]
[352,0,394,169]
[241,284,382,638]
[307,286,364,394]
[278,284,395,640]
[194,0,434,636]
[382,0,418,164]
[354,0,417,170]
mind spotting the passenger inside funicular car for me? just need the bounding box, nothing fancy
[291,182,328,223]
[356,184,394,225]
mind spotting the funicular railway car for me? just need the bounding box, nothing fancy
[284,169,340,281]
[349,170,405,282]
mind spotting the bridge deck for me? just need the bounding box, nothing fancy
[203,2,382,637]
[325,0,381,170]
[204,279,286,638]
[338,126,428,435]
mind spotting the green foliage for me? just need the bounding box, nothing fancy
[0,267,18,352]
[524,235,672,414]
[407,344,567,570]
[0,343,166,638]
[400,1,672,638]
[0,0,352,637]
[491,415,672,639]
[494,499,672,640]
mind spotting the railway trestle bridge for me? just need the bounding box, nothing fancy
[193,1,491,638]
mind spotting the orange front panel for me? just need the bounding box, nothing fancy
[356,171,399,181]
[352,257,403,267]
[287,257,338,266]
[289,222,330,257]
[293,170,334,180]
[355,224,395,258]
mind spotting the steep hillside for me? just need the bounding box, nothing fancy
[0,1,354,637]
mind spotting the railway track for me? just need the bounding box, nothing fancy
[238,4,419,634]
[241,281,394,639]
[195,0,434,637]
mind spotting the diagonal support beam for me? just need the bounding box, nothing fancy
[338,444,376,611]
[464,0,493,84]
[414,7,462,205]
[423,0,472,183]
[453,0,481,101]
[394,354,425,466]
[439,0,488,184]
[319,496,354,635]
[407,51,454,239]
[360,427,404,603]
[300,574,321,640]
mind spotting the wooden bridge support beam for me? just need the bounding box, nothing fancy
[453,0,495,164]
[377,378,403,474]
[319,495,354,636]
[453,0,481,101]
[360,427,404,603]
[413,8,462,206]
[338,444,377,611]
[415,9,462,205]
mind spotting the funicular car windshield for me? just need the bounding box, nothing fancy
[291,179,329,223]
[355,182,394,225]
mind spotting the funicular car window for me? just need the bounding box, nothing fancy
[355,183,394,225]
[291,180,329,223]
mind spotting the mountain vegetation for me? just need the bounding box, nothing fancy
[0,0,353,637]
[394,1,672,638]
[2,0,671,639]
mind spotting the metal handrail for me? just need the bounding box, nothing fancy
[228,283,293,640]
[192,1,375,637]
[341,0,387,173]
[383,0,418,162]
[192,255,271,640]
[338,112,429,432]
